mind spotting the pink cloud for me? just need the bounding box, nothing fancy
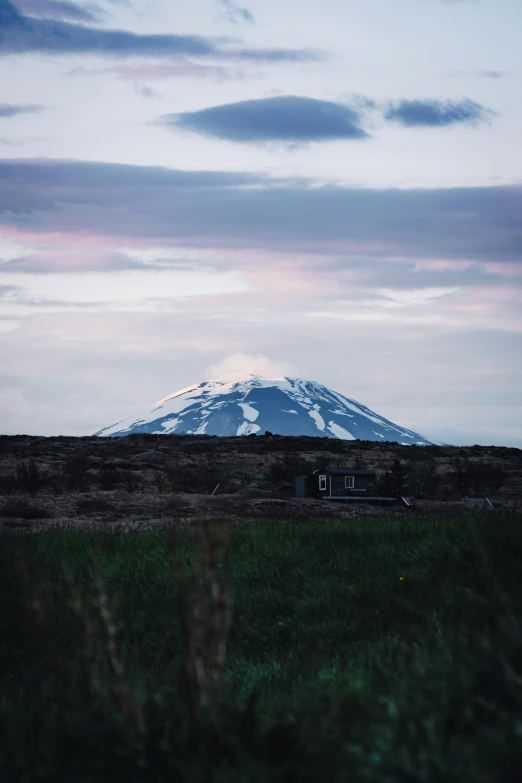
[481,262,522,277]
[68,61,253,82]
[413,259,477,272]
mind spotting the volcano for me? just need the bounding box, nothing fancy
[95,372,438,445]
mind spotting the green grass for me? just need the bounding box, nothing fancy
[1,512,522,782]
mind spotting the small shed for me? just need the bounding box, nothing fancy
[295,468,396,504]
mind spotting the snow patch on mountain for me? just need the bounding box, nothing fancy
[328,421,356,440]
[238,402,259,422]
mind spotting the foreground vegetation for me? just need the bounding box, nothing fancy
[1,512,522,781]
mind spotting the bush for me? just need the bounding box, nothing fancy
[48,471,66,496]
[406,458,441,499]
[15,459,48,497]
[265,452,316,484]
[165,457,222,494]
[165,464,198,493]
[155,471,166,494]
[451,458,508,497]
[378,458,409,497]
[163,495,189,512]
[64,454,90,491]
[0,499,52,519]
[75,497,115,514]
[0,474,17,495]
[119,470,145,493]
[98,468,119,491]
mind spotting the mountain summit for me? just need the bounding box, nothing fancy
[95,372,438,445]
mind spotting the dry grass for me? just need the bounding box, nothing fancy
[11,516,234,737]
[166,518,233,732]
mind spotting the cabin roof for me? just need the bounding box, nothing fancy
[312,468,376,476]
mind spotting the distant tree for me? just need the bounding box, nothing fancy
[64,455,90,491]
[98,468,119,492]
[0,474,17,496]
[265,452,315,484]
[452,457,507,497]
[379,459,409,497]
[15,459,47,497]
[155,471,166,494]
[49,472,66,496]
[406,458,441,499]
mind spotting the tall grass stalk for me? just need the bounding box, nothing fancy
[166,517,233,732]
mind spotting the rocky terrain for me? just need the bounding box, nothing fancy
[0,433,520,535]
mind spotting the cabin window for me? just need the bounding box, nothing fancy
[345,476,355,489]
[319,475,327,491]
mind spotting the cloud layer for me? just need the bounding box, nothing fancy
[165,95,369,143]
[384,98,494,127]
[0,158,521,263]
[0,0,319,61]
[160,94,495,143]
[12,0,104,24]
[0,103,43,117]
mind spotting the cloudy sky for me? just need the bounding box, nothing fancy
[0,0,521,445]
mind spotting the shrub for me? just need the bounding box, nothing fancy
[451,458,508,497]
[98,468,119,491]
[119,470,145,493]
[64,454,90,491]
[0,474,17,495]
[352,454,368,470]
[163,495,189,512]
[165,464,198,493]
[378,458,409,497]
[0,499,52,519]
[48,471,66,496]
[406,458,441,499]
[166,457,222,494]
[155,471,166,494]
[265,452,316,484]
[15,459,48,497]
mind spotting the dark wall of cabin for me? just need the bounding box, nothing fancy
[329,474,376,497]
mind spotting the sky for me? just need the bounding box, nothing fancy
[0,0,521,446]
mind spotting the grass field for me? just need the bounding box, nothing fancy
[1,512,522,782]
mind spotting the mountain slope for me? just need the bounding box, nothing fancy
[95,372,439,445]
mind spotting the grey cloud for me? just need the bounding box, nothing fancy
[0,0,320,61]
[319,257,518,291]
[0,283,22,297]
[222,47,323,62]
[164,96,369,144]
[218,0,255,24]
[0,251,214,273]
[12,0,104,23]
[133,83,161,99]
[477,70,505,79]
[0,103,44,117]
[384,98,494,127]
[447,69,507,79]
[0,158,521,264]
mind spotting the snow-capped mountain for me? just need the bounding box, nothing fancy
[95,372,439,445]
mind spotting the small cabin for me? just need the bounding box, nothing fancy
[295,467,395,503]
